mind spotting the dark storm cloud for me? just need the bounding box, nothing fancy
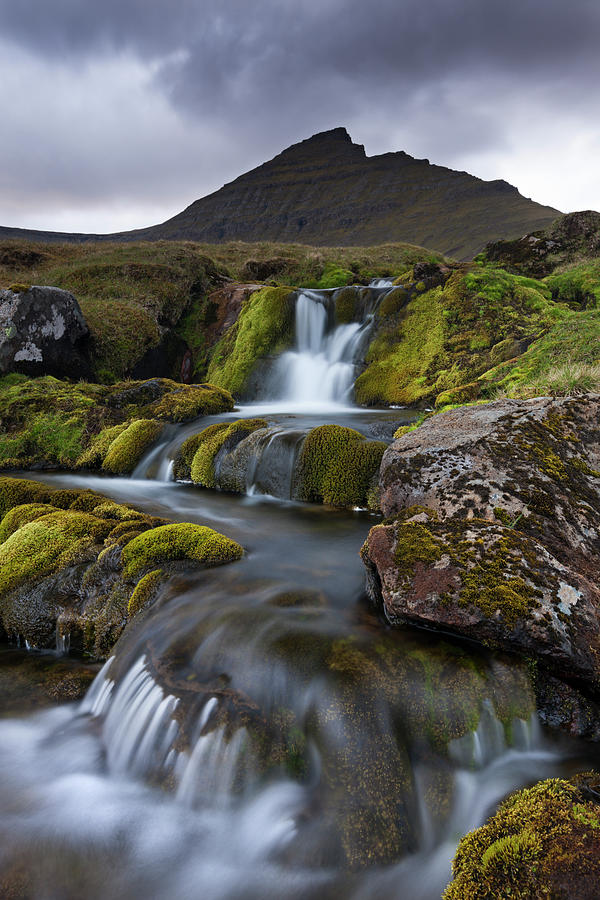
[2,0,599,108]
[1,0,600,229]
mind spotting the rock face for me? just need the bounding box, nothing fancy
[362,396,600,689]
[0,128,559,259]
[0,285,90,378]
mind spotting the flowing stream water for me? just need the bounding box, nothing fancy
[1,288,596,899]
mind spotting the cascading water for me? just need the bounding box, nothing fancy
[2,276,597,898]
[268,290,374,406]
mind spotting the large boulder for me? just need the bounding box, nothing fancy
[0,285,90,378]
[362,396,600,690]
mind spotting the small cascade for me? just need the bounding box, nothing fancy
[268,289,378,406]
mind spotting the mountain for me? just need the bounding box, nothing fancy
[0,128,559,259]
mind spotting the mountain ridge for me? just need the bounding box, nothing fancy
[0,127,560,259]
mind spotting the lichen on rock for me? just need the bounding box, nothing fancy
[362,396,600,691]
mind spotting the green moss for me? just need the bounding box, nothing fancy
[121,523,243,578]
[206,286,295,396]
[295,424,385,508]
[355,284,446,406]
[0,510,112,595]
[479,308,600,399]
[335,287,359,323]
[394,522,447,578]
[173,431,209,481]
[101,419,163,475]
[435,381,481,408]
[444,777,600,899]
[545,262,600,310]
[317,264,354,289]
[378,287,409,318]
[148,382,234,422]
[0,477,55,518]
[0,376,232,472]
[0,503,58,543]
[128,569,164,617]
[356,264,555,407]
[8,282,31,293]
[189,418,267,488]
[76,423,128,469]
[0,476,245,656]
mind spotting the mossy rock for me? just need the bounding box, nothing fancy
[188,418,268,488]
[101,419,163,474]
[0,376,233,472]
[0,476,244,657]
[121,523,243,578]
[295,424,386,508]
[128,569,164,617]
[334,287,359,324]
[444,775,600,899]
[355,264,555,407]
[147,382,234,422]
[435,381,481,408]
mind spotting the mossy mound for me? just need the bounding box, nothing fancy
[127,569,164,617]
[188,418,268,488]
[122,523,243,578]
[444,775,600,899]
[101,419,163,475]
[0,375,233,471]
[0,476,244,657]
[295,424,386,508]
[206,286,295,397]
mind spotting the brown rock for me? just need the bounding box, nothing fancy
[363,396,600,690]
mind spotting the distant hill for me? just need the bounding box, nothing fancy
[0,128,560,259]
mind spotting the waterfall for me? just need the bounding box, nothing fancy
[269,290,371,407]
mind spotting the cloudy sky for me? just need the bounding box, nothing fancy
[1,0,599,233]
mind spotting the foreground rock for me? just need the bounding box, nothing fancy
[0,285,91,378]
[444,774,600,899]
[0,476,244,658]
[362,397,600,690]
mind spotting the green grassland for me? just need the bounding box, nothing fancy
[1,214,600,415]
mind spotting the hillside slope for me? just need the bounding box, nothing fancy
[0,128,559,259]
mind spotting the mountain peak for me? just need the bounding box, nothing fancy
[275,127,366,163]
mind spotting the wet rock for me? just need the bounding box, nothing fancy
[445,775,600,899]
[362,396,600,693]
[0,285,90,378]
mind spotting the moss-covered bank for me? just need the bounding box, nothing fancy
[0,476,243,657]
[206,286,296,397]
[0,374,233,471]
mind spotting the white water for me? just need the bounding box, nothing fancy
[270,291,369,407]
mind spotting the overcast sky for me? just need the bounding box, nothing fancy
[1,0,599,234]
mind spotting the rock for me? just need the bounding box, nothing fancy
[362,396,600,691]
[444,775,600,899]
[0,285,90,378]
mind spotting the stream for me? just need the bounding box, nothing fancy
[1,286,596,899]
